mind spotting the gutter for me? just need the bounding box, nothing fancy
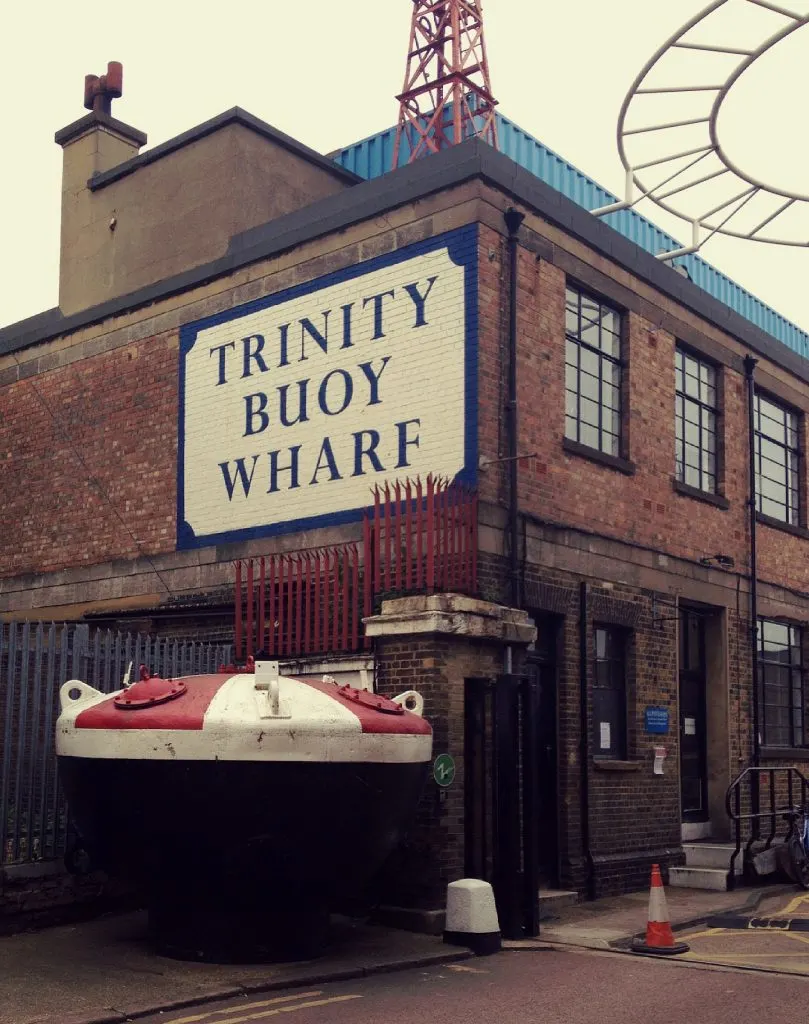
[504,207,525,609]
[744,355,760,770]
[579,581,595,899]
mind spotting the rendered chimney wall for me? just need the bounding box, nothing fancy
[55,112,147,316]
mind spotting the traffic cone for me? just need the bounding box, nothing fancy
[632,863,690,955]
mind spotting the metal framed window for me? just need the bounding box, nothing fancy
[758,619,805,748]
[754,393,800,525]
[675,347,718,492]
[592,626,627,759]
[565,286,622,457]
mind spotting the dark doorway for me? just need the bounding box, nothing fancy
[679,607,709,821]
[527,615,559,885]
[463,669,543,938]
[462,615,559,937]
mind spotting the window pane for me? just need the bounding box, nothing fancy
[580,372,599,403]
[602,383,619,411]
[602,361,621,388]
[565,305,579,335]
[565,391,578,417]
[580,423,599,450]
[580,398,600,428]
[685,465,700,488]
[565,339,579,366]
[601,331,621,360]
[565,365,578,393]
[603,430,620,456]
[601,308,619,338]
[581,346,599,377]
[581,319,599,350]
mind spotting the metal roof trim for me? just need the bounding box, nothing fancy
[333,112,809,361]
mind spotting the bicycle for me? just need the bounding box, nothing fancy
[782,808,809,889]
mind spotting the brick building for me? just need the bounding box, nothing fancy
[3,91,809,922]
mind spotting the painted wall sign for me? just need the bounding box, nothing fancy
[177,227,477,549]
[644,707,669,735]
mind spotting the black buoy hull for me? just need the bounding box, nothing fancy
[59,756,427,961]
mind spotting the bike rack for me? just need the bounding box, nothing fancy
[725,766,809,890]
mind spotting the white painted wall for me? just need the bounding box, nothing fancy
[181,244,468,542]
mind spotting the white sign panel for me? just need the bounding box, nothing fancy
[177,227,477,548]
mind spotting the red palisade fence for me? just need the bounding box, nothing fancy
[365,475,477,598]
[236,546,363,661]
[234,475,477,660]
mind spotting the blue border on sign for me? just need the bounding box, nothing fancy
[176,224,479,550]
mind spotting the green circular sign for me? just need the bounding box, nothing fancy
[433,753,456,788]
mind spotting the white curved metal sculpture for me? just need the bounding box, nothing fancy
[595,0,809,259]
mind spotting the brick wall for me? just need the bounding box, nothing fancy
[0,332,177,577]
[373,634,503,909]
[0,864,135,935]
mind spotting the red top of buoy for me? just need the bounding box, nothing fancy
[335,684,405,715]
[113,670,187,710]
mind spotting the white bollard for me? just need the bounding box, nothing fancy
[444,878,501,955]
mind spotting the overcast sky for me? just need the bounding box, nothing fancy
[3,0,808,333]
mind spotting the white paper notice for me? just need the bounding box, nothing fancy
[599,722,611,750]
[653,747,666,775]
[684,717,697,736]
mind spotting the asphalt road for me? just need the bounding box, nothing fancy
[138,946,809,1024]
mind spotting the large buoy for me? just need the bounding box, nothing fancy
[56,662,432,962]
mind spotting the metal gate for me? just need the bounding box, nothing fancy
[1,621,233,867]
[464,674,540,939]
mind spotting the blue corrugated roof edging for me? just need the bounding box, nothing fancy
[331,112,809,361]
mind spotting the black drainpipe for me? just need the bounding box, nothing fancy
[579,581,595,899]
[744,355,761,775]
[504,207,525,609]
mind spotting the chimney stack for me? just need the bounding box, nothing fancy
[54,62,147,315]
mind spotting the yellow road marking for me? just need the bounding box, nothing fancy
[684,946,809,954]
[780,892,809,915]
[169,992,324,1024]
[682,927,809,945]
[677,928,727,941]
[167,991,339,1024]
[193,994,363,1024]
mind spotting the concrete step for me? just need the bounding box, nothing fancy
[681,821,712,841]
[668,865,729,891]
[538,888,579,913]
[683,842,742,873]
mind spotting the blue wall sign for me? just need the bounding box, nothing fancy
[645,707,669,735]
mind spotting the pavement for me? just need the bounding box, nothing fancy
[0,913,472,1024]
[3,882,808,1024]
[532,879,809,977]
[531,883,783,951]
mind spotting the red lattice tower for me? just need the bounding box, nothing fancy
[392,0,498,169]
